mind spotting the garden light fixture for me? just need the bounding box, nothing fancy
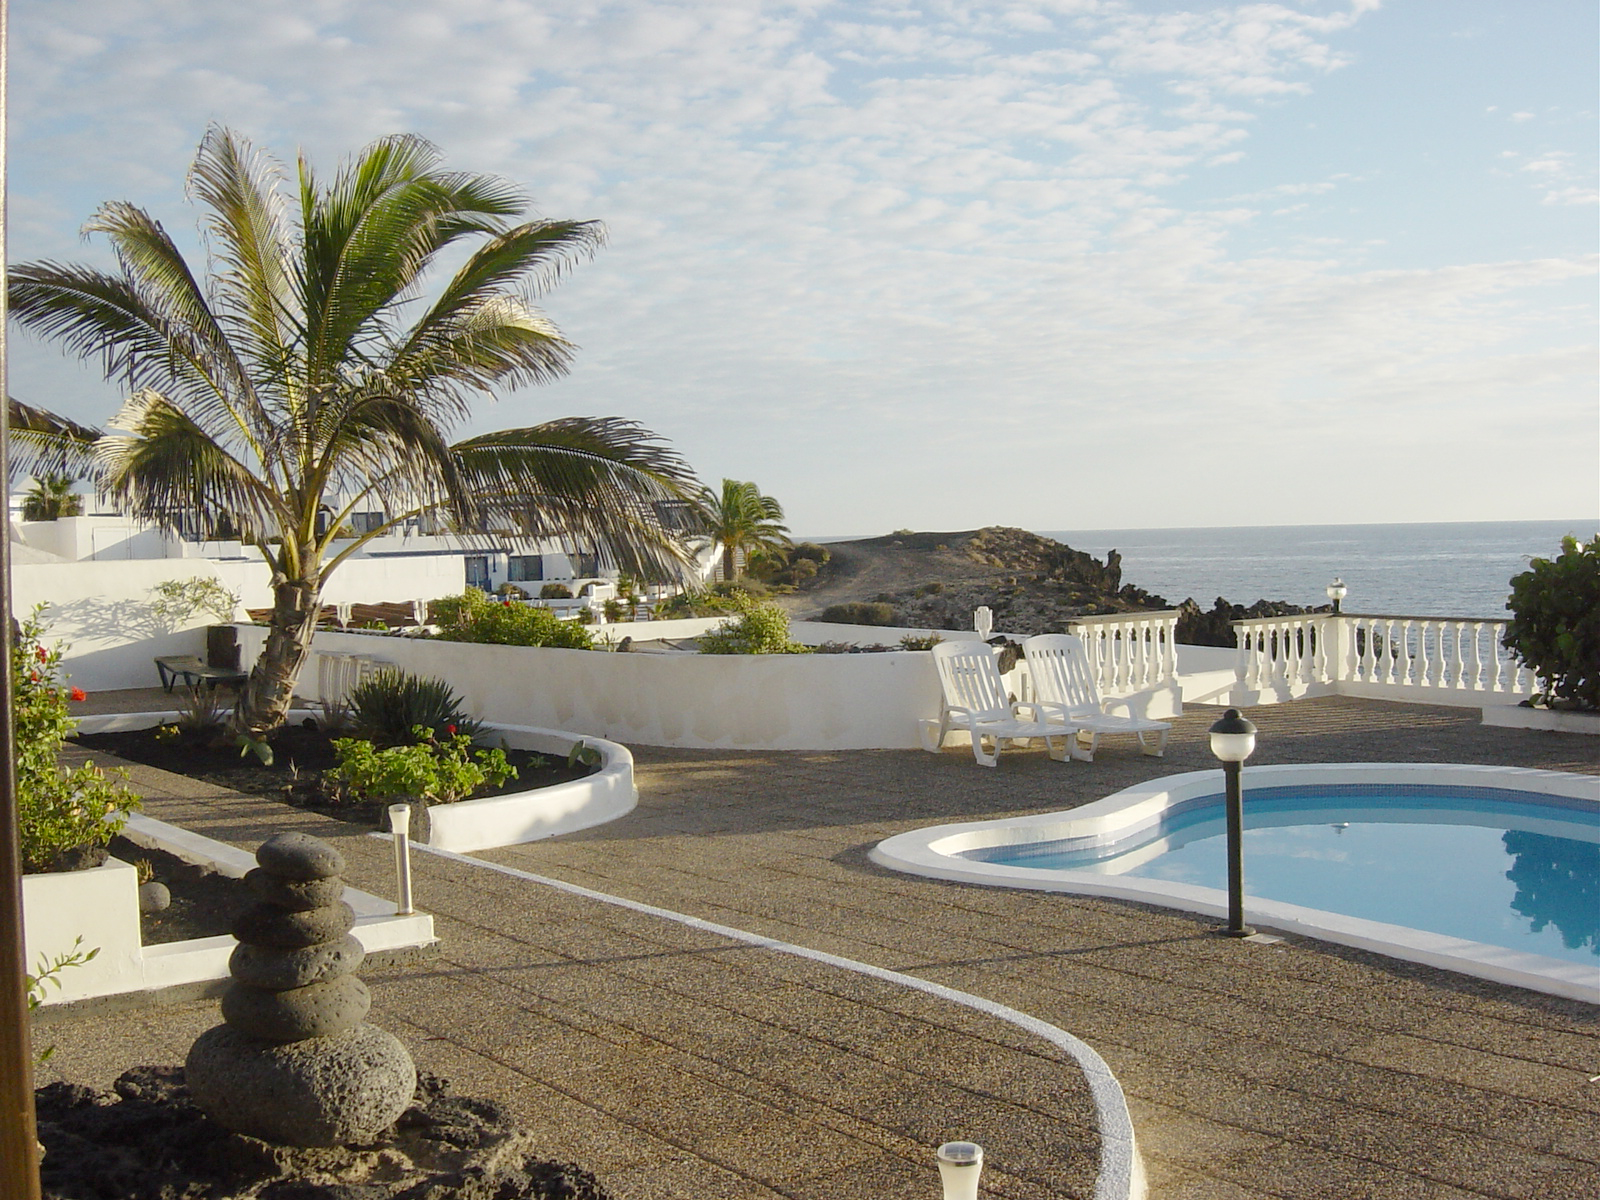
[1326,577,1347,614]
[936,1141,984,1200]
[1208,708,1257,938]
[389,804,415,916]
[973,606,994,640]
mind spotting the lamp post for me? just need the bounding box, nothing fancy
[1325,577,1347,614]
[1208,708,1257,938]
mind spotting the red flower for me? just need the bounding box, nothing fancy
[34,646,47,662]
[70,687,87,702]
[446,724,457,735]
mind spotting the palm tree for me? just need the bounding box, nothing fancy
[19,473,83,521]
[698,479,789,581]
[9,127,700,736]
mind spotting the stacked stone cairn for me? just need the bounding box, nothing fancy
[186,832,416,1147]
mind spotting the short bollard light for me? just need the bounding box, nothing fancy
[936,1141,983,1200]
[1208,708,1257,938]
[1326,577,1347,614]
[388,803,414,916]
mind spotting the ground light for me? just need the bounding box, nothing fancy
[1208,708,1258,938]
[936,1141,983,1199]
[1326,577,1347,614]
[389,804,415,915]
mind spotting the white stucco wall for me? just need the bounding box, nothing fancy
[13,553,467,692]
[237,625,946,750]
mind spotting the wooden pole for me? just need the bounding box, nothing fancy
[0,0,45,1192]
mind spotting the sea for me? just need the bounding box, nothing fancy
[807,520,1597,620]
[1038,520,1596,619]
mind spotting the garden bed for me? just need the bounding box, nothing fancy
[77,722,596,829]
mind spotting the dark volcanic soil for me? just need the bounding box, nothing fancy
[109,835,248,944]
[36,1066,613,1199]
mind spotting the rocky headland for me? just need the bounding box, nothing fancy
[779,526,1323,643]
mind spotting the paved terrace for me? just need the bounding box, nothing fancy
[35,694,1600,1199]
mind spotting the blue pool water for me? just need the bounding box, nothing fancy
[967,785,1599,967]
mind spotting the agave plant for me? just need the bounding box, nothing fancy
[9,126,701,737]
[347,670,483,746]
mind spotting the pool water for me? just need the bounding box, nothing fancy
[967,785,1599,967]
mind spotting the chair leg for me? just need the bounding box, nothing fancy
[1072,731,1097,762]
[921,715,951,753]
[1044,731,1070,763]
[972,733,1000,768]
[1139,729,1168,757]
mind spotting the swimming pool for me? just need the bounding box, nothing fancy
[870,764,1600,1002]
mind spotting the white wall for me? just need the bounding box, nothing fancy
[13,553,467,692]
[237,625,946,750]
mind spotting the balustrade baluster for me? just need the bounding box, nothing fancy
[1466,622,1484,691]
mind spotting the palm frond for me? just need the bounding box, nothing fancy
[448,418,701,581]
[185,126,296,393]
[95,389,283,542]
[6,397,102,483]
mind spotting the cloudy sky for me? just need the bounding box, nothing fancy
[7,0,1595,536]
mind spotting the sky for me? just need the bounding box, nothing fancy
[6,0,1596,537]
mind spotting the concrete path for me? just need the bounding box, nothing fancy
[38,694,1600,1198]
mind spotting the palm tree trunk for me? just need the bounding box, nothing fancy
[722,539,737,582]
[232,574,323,738]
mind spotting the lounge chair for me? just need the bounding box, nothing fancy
[924,640,1077,767]
[1022,633,1171,759]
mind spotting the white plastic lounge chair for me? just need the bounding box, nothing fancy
[924,640,1077,767]
[1022,633,1171,760]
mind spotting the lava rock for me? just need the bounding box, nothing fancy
[139,880,173,912]
[246,868,347,911]
[186,1023,416,1147]
[257,833,347,881]
[233,900,356,949]
[231,935,365,991]
[37,1067,616,1199]
[222,976,371,1042]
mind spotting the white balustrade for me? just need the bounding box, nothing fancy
[1231,613,1529,703]
[1066,610,1181,695]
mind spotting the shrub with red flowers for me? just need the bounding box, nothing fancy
[14,607,140,873]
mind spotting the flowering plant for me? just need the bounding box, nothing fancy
[14,607,141,872]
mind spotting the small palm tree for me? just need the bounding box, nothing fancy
[20,473,83,521]
[9,127,700,735]
[698,479,790,581]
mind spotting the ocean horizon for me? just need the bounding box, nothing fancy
[803,519,1597,620]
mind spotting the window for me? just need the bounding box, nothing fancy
[351,511,386,534]
[464,556,491,590]
[572,553,600,579]
[507,555,544,582]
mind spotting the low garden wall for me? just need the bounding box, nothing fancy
[236,625,947,751]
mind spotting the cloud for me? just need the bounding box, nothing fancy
[5,0,1593,529]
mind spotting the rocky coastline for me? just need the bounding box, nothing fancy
[785,526,1326,643]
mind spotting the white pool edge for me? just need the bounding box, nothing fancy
[871,763,1600,1005]
[415,844,1146,1200]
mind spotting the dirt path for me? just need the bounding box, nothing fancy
[776,532,1008,618]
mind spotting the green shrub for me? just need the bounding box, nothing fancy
[899,633,944,651]
[14,608,140,873]
[539,583,573,599]
[430,589,594,649]
[657,580,765,618]
[699,600,811,655]
[328,727,517,805]
[1504,534,1600,710]
[821,601,896,626]
[348,670,483,745]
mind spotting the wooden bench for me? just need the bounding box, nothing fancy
[153,655,249,694]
